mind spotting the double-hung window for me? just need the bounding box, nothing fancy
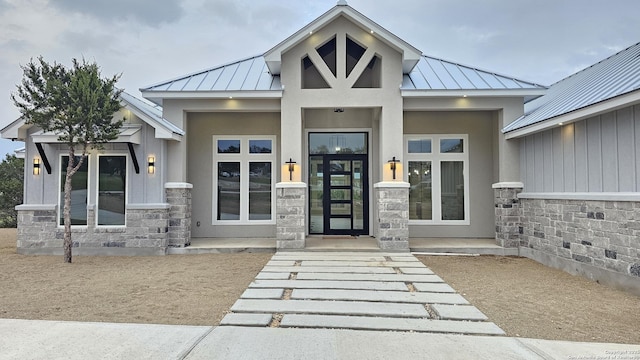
[405,134,469,224]
[213,136,276,224]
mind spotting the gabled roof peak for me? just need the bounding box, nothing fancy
[264,3,422,75]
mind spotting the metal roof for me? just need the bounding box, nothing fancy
[402,56,544,91]
[504,42,640,133]
[143,54,543,96]
[142,56,281,93]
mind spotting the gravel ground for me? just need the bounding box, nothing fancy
[418,254,640,344]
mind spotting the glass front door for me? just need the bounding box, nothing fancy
[308,133,368,235]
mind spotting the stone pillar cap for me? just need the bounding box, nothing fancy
[164,182,193,189]
[492,182,524,189]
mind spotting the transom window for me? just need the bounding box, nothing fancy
[213,136,276,224]
[404,135,469,224]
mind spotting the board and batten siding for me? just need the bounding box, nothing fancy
[519,105,640,192]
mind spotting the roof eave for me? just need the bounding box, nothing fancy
[141,90,283,104]
[504,89,640,139]
[401,88,547,98]
[0,116,31,141]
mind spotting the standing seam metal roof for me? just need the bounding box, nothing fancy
[143,54,543,93]
[402,56,544,90]
[142,56,282,92]
[504,42,640,132]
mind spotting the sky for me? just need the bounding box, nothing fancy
[1,0,640,157]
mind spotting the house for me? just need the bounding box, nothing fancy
[2,2,638,293]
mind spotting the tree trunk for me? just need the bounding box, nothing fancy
[63,148,75,263]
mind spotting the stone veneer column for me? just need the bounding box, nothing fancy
[165,182,193,247]
[374,182,410,251]
[276,182,306,249]
[493,182,523,248]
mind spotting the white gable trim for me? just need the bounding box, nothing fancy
[264,5,421,75]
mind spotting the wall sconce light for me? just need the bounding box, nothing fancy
[147,156,155,174]
[33,158,41,175]
[388,156,399,180]
[286,158,296,181]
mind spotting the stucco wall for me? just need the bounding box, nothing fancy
[404,111,496,238]
[187,111,280,238]
[519,104,640,192]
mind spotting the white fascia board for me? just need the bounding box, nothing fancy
[401,89,547,98]
[504,90,640,139]
[139,90,283,100]
[0,117,31,140]
[123,103,184,140]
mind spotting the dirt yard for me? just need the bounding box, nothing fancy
[1,229,639,344]
[0,229,271,326]
[418,255,640,344]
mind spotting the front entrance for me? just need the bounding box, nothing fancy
[308,133,369,235]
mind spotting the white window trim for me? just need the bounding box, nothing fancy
[57,154,90,228]
[212,135,276,225]
[404,134,470,225]
[95,153,128,228]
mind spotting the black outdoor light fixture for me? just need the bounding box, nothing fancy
[388,156,399,180]
[286,158,296,181]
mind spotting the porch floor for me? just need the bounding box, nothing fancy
[168,237,518,256]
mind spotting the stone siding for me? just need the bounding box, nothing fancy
[374,183,409,251]
[493,185,523,248]
[520,198,640,279]
[276,183,306,249]
[165,183,193,247]
[16,205,170,255]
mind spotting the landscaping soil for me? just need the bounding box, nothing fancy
[0,229,271,326]
[1,229,639,344]
[418,255,640,345]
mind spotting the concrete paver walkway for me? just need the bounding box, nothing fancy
[222,251,503,336]
[2,250,640,359]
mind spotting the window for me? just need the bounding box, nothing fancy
[405,135,469,224]
[59,156,89,226]
[97,155,126,226]
[214,136,275,223]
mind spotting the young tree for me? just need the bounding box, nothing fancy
[12,57,123,263]
[0,154,24,228]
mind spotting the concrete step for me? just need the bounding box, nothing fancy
[231,299,429,318]
[411,282,456,293]
[432,304,489,321]
[300,261,425,268]
[272,255,387,261]
[280,314,505,335]
[260,266,396,274]
[255,272,291,280]
[399,267,435,274]
[241,289,284,299]
[249,279,408,291]
[220,313,273,327]
[291,289,469,305]
[295,273,443,283]
[265,260,297,266]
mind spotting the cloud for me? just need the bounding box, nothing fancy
[49,0,184,26]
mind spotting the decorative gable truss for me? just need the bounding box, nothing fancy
[302,32,382,89]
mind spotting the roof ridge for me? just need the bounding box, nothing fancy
[547,41,640,87]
